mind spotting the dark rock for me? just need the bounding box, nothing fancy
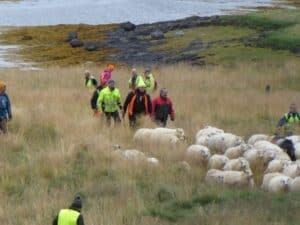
[67,31,78,42]
[121,22,136,31]
[84,42,98,51]
[70,39,84,48]
[150,30,164,40]
[291,47,300,54]
[21,35,33,41]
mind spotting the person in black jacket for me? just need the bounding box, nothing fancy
[90,85,105,116]
[123,82,152,127]
[53,196,85,225]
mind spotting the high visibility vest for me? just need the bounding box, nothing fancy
[284,113,300,134]
[58,209,80,225]
[97,87,121,112]
[128,94,149,116]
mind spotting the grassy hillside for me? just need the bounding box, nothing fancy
[1,62,300,225]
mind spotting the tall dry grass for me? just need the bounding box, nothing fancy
[0,62,300,225]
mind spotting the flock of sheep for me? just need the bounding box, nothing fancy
[113,126,300,193]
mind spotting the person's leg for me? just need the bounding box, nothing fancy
[112,111,121,124]
[0,119,7,134]
[128,115,137,128]
[105,112,112,126]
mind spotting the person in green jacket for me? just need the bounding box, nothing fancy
[143,68,157,93]
[84,70,97,91]
[276,103,300,136]
[53,196,84,225]
[97,79,122,126]
[128,68,144,91]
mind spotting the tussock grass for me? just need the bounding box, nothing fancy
[0,62,300,225]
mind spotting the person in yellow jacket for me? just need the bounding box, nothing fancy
[84,70,97,91]
[128,68,144,91]
[52,196,84,225]
[97,79,122,126]
[143,68,157,93]
[276,103,300,136]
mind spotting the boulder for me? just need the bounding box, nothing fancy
[150,30,165,40]
[70,39,84,48]
[174,30,185,37]
[121,22,136,31]
[84,42,98,51]
[67,31,78,42]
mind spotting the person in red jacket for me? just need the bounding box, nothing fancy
[151,88,175,127]
[99,64,114,87]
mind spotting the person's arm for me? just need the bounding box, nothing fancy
[97,90,104,111]
[277,116,287,127]
[52,215,58,225]
[92,78,98,87]
[123,92,133,114]
[6,94,12,120]
[168,99,175,120]
[77,214,85,225]
[90,90,99,110]
[147,95,152,115]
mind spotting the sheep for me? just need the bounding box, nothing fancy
[224,144,251,159]
[207,154,229,170]
[282,163,300,178]
[247,134,269,145]
[207,133,244,154]
[133,128,153,145]
[286,135,300,144]
[195,135,210,146]
[254,140,283,154]
[205,169,254,188]
[295,143,300,159]
[267,175,292,193]
[185,145,211,163]
[274,151,292,161]
[147,157,159,166]
[205,169,224,185]
[261,173,283,191]
[290,176,300,192]
[223,157,252,173]
[195,126,224,140]
[243,149,263,166]
[264,159,292,174]
[121,149,146,160]
[149,132,181,148]
[154,127,185,140]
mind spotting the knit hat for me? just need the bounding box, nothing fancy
[0,81,6,89]
[107,79,115,85]
[70,196,82,210]
[107,64,114,71]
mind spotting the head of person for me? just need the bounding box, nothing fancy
[136,81,146,93]
[160,88,168,99]
[69,195,82,212]
[0,81,6,94]
[107,64,114,72]
[131,68,137,77]
[107,79,115,90]
[289,103,297,113]
[84,70,91,78]
[144,68,151,77]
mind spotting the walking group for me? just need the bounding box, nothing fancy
[85,64,175,128]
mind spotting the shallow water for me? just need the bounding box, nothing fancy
[0,0,291,68]
[0,0,286,26]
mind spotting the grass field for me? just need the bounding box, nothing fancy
[1,61,300,225]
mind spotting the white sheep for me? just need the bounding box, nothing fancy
[223,157,251,173]
[207,154,229,170]
[286,135,300,144]
[205,169,254,188]
[154,127,185,140]
[205,169,224,185]
[295,143,300,159]
[274,151,291,161]
[147,157,159,166]
[185,145,211,163]
[195,135,210,146]
[290,176,300,192]
[121,149,146,160]
[149,132,180,147]
[224,144,251,159]
[264,159,292,174]
[243,149,263,166]
[267,175,292,193]
[247,134,269,145]
[282,163,300,178]
[133,128,153,145]
[254,140,283,154]
[207,133,244,154]
[195,126,224,140]
[261,172,283,191]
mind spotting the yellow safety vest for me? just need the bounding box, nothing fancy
[284,113,300,135]
[58,209,80,225]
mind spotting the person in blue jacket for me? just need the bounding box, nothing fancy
[0,81,12,134]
